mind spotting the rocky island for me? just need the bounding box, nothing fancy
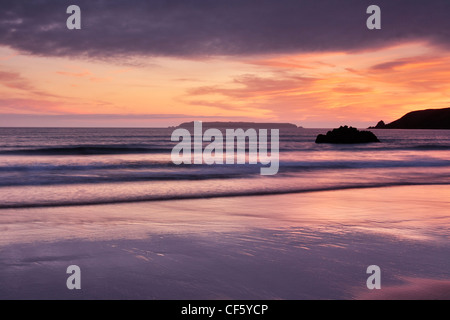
[177,121,300,129]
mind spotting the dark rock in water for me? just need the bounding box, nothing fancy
[315,126,380,144]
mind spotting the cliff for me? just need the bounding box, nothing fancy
[370,107,450,129]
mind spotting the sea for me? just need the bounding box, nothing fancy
[1,127,450,299]
[0,127,449,209]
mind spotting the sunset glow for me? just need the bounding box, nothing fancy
[1,41,449,128]
[1,1,450,127]
[1,1,450,302]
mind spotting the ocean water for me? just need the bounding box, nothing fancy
[0,127,449,209]
[1,127,450,299]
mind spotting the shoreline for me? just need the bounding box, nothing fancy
[1,182,449,210]
[1,185,449,299]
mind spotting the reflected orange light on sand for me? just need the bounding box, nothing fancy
[354,277,450,300]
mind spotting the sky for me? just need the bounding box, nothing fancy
[0,0,450,128]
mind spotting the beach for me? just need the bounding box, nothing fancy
[0,127,449,299]
[1,185,449,300]
[2,0,450,303]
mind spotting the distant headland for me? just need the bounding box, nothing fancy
[369,107,450,129]
[176,121,302,129]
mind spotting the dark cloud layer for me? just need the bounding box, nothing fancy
[1,0,450,59]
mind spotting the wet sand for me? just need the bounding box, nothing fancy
[0,185,449,299]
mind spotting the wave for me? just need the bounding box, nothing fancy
[0,172,246,187]
[0,145,171,155]
[406,144,450,151]
[282,160,450,171]
[303,145,450,152]
[0,158,448,171]
[0,181,448,209]
[1,142,450,156]
[0,161,172,172]
[0,158,448,187]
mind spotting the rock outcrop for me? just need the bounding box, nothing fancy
[370,120,386,129]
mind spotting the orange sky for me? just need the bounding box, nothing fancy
[1,41,449,127]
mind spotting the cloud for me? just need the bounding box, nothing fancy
[1,0,450,59]
[370,60,411,71]
[0,52,19,61]
[182,72,324,118]
[187,74,316,99]
[178,45,450,126]
[0,70,35,91]
[56,70,111,83]
[56,71,92,77]
[0,68,68,99]
[332,85,372,94]
[369,56,444,72]
[0,98,64,113]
